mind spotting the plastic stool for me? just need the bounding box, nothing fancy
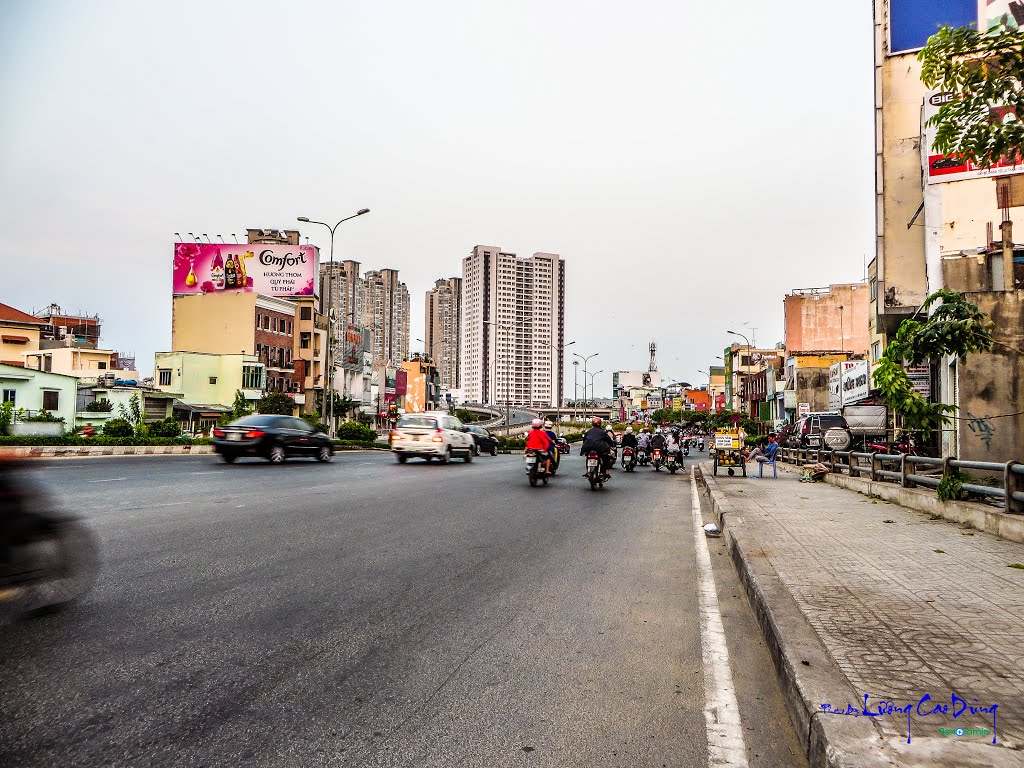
[758,458,778,479]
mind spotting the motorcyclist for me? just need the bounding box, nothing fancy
[637,428,651,450]
[580,416,615,479]
[621,426,638,450]
[525,418,553,474]
[543,419,560,468]
[650,427,667,460]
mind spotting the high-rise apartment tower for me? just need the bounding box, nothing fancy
[460,245,565,408]
[425,277,462,392]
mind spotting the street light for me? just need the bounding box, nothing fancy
[483,319,515,432]
[572,351,599,421]
[727,330,752,412]
[536,339,574,418]
[297,209,370,436]
[587,369,604,411]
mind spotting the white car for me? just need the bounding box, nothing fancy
[391,412,475,464]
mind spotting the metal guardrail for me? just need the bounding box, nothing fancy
[777,446,1024,514]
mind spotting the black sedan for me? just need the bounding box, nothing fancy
[212,415,334,464]
[466,425,498,456]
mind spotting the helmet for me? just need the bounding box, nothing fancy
[531,418,543,429]
[592,416,603,426]
[544,420,553,429]
[626,427,633,434]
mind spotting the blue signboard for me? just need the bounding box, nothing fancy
[890,0,976,53]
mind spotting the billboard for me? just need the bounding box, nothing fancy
[890,0,975,54]
[923,91,1023,184]
[830,361,872,409]
[173,242,317,297]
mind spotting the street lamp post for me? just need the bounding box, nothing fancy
[297,208,370,437]
[573,361,579,419]
[536,339,574,420]
[727,330,752,413]
[483,319,514,433]
[572,351,599,422]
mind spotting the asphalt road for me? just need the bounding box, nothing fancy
[2,449,806,768]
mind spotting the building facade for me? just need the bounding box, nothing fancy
[784,284,870,358]
[425,277,461,392]
[0,302,44,367]
[362,268,410,368]
[460,245,565,408]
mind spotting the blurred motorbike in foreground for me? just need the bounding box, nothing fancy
[0,459,100,618]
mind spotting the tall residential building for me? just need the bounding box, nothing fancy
[362,268,410,367]
[460,245,565,408]
[425,277,462,391]
[319,260,364,330]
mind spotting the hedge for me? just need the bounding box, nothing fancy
[0,436,213,447]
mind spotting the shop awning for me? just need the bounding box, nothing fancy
[1,335,30,343]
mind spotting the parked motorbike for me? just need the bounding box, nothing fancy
[585,451,606,490]
[1,461,100,619]
[525,449,550,487]
[621,446,637,472]
[651,448,663,471]
[866,432,918,456]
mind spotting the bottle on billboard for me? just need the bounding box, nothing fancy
[236,251,247,287]
[210,254,225,290]
[225,253,237,289]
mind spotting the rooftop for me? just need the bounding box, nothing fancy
[0,302,45,325]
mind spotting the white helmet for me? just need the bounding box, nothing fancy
[626,427,634,434]
[531,418,543,429]
[543,420,553,429]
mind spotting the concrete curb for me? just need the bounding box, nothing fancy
[695,463,892,768]
[3,445,216,458]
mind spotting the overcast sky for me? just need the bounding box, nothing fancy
[0,0,874,397]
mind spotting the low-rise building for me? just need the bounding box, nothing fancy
[0,362,77,431]
[0,303,44,367]
[24,346,140,382]
[75,384,181,430]
[153,351,267,412]
[402,357,441,414]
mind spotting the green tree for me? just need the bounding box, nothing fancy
[102,418,135,437]
[117,394,147,437]
[919,24,1024,167]
[455,408,477,423]
[0,400,13,436]
[872,290,993,438]
[257,392,296,415]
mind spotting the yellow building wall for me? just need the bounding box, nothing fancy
[878,52,927,310]
[0,325,40,366]
[402,362,426,413]
[172,293,256,355]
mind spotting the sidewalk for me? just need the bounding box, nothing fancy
[697,460,1024,768]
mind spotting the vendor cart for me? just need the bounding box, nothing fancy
[710,428,746,477]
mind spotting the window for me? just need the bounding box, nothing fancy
[256,313,262,330]
[287,320,293,334]
[272,317,278,332]
[300,332,311,349]
[242,365,264,390]
[158,369,172,386]
[42,390,59,411]
[97,361,107,369]
[869,278,877,302]
[2,389,14,406]
[300,307,312,320]
[209,376,218,385]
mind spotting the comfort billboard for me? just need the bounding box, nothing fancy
[173,242,317,297]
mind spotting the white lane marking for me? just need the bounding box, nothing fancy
[87,477,127,483]
[690,473,748,767]
[190,471,221,475]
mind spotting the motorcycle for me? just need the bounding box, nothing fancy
[637,447,650,466]
[698,439,705,452]
[866,432,918,456]
[651,448,663,471]
[585,451,606,490]
[525,449,550,487]
[1,461,100,618]
[666,448,681,474]
[621,446,637,472]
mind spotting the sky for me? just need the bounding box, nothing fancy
[0,0,875,398]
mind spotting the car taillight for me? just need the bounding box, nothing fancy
[245,429,265,438]
[391,430,402,440]
[213,428,225,438]
[801,422,809,435]
[432,428,444,443]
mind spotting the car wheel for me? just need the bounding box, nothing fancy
[220,453,237,464]
[490,445,497,456]
[439,447,451,464]
[471,443,479,456]
[269,445,287,464]
[317,446,333,463]
[464,450,472,463]
[396,454,408,463]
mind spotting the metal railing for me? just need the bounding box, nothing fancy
[776,446,1024,514]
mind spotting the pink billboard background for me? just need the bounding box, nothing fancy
[173,242,317,297]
